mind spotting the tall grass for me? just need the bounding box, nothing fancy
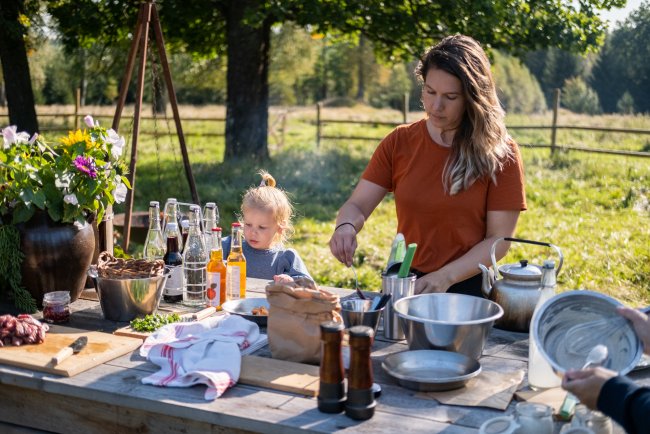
[34,105,650,306]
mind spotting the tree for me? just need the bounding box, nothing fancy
[562,77,601,114]
[616,91,635,114]
[47,0,626,161]
[0,0,39,133]
[492,51,546,114]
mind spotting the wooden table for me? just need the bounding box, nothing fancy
[0,279,648,434]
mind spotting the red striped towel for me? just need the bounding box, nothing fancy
[140,314,260,400]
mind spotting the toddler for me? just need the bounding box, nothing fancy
[222,170,312,283]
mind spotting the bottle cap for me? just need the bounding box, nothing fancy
[149,201,159,207]
[212,227,222,232]
[232,222,242,227]
[167,198,177,203]
[205,202,216,208]
[190,205,200,211]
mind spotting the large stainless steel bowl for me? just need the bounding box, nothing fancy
[88,266,169,322]
[532,290,642,375]
[393,293,503,360]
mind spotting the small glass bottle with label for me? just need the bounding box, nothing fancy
[162,233,183,303]
[226,222,246,300]
[206,227,226,309]
[182,205,208,306]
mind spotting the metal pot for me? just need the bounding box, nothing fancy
[478,237,563,332]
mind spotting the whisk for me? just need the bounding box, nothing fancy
[565,305,650,355]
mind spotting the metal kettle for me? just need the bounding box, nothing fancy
[478,237,563,332]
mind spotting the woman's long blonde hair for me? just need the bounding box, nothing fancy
[241,170,294,245]
[416,34,513,195]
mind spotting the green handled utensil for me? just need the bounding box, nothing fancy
[397,243,417,278]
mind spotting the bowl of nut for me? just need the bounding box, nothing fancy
[222,297,269,326]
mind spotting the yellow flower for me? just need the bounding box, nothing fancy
[59,129,97,153]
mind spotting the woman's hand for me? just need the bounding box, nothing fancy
[617,306,650,354]
[562,367,617,410]
[329,224,357,267]
[414,271,453,294]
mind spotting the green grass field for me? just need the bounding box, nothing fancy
[36,105,650,306]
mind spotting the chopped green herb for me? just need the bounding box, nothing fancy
[130,313,182,332]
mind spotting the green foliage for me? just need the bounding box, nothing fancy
[562,77,601,115]
[0,225,37,313]
[492,51,546,114]
[130,313,182,332]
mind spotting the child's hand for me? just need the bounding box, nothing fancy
[273,274,294,284]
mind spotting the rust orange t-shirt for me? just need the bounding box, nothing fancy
[362,119,527,274]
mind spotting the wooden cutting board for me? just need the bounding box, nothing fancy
[239,355,320,396]
[113,308,221,340]
[0,324,142,377]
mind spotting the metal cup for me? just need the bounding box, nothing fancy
[381,273,416,340]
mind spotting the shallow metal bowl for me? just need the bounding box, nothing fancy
[222,298,269,326]
[532,290,642,375]
[393,293,503,360]
[382,350,481,392]
[88,266,169,322]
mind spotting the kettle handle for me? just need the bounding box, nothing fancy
[490,237,563,276]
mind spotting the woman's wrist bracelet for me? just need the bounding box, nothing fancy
[335,222,357,233]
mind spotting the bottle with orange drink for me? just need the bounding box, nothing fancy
[225,222,246,300]
[206,227,226,309]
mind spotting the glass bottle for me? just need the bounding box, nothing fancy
[143,201,165,260]
[572,405,613,434]
[206,227,227,309]
[528,260,561,389]
[42,291,71,323]
[163,234,183,303]
[226,222,247,300]
[162,198,183,252]
[182,205,208,306]
[515,402,553,434]
[203,202,219,232]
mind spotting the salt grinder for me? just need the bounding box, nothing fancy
[318,321,346,413]
[345,325,376,420]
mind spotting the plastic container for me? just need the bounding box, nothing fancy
[42,291,71,323]
[515,402,553,434]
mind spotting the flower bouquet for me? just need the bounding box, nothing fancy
[0,116,130,311]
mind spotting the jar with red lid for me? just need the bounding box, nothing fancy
[42,291,71,323]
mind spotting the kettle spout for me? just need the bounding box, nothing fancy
[478,263,494,298]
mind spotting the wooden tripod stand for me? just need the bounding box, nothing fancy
[111,0,200,251]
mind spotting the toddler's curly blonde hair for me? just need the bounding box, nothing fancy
[241,170,294,245]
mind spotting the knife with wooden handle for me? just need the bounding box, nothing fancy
[51,336,88,365]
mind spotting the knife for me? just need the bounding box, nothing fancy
[51,336,88,365]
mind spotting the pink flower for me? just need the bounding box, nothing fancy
[73,155,98,179]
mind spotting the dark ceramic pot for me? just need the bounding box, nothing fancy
[17,210,96,305]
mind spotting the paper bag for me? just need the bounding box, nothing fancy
[266,277,341,364]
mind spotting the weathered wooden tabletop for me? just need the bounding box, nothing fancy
[0,279,647,433]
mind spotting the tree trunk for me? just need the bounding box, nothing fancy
[0,0,38,133]
[224,0,270,161]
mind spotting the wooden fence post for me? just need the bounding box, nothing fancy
[74,88,81,131]
[402,93,409,124]
[551,88,560,155]
[316,102,322,148]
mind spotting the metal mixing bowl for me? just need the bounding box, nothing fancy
[532,290,642,375]
[340,299,384,333]
[88,267,169,322]
[393,293,503,360]
[222,298,270,326]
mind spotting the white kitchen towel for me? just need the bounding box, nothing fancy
[140,314,260,400]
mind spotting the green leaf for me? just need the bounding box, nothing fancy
[12,206,35,224]
[32,190,46,208]
[121,176,132,189]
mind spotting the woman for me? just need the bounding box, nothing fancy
[329,34,526,296]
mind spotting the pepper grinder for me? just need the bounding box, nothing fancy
[345,325,376,420]
[318,321,346,413]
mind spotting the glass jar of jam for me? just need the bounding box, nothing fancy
[43,291,71,323]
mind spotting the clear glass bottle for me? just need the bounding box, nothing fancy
[162,198,183,252]
[42,291,71,323]
[226,222,247,300]
[206,227,227,309]
[515,402,553,434]
[143,201,165,260]
[163,234,183,303]
[528,260,561,389]
[202,202,218,248]
[182,205,208,306]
